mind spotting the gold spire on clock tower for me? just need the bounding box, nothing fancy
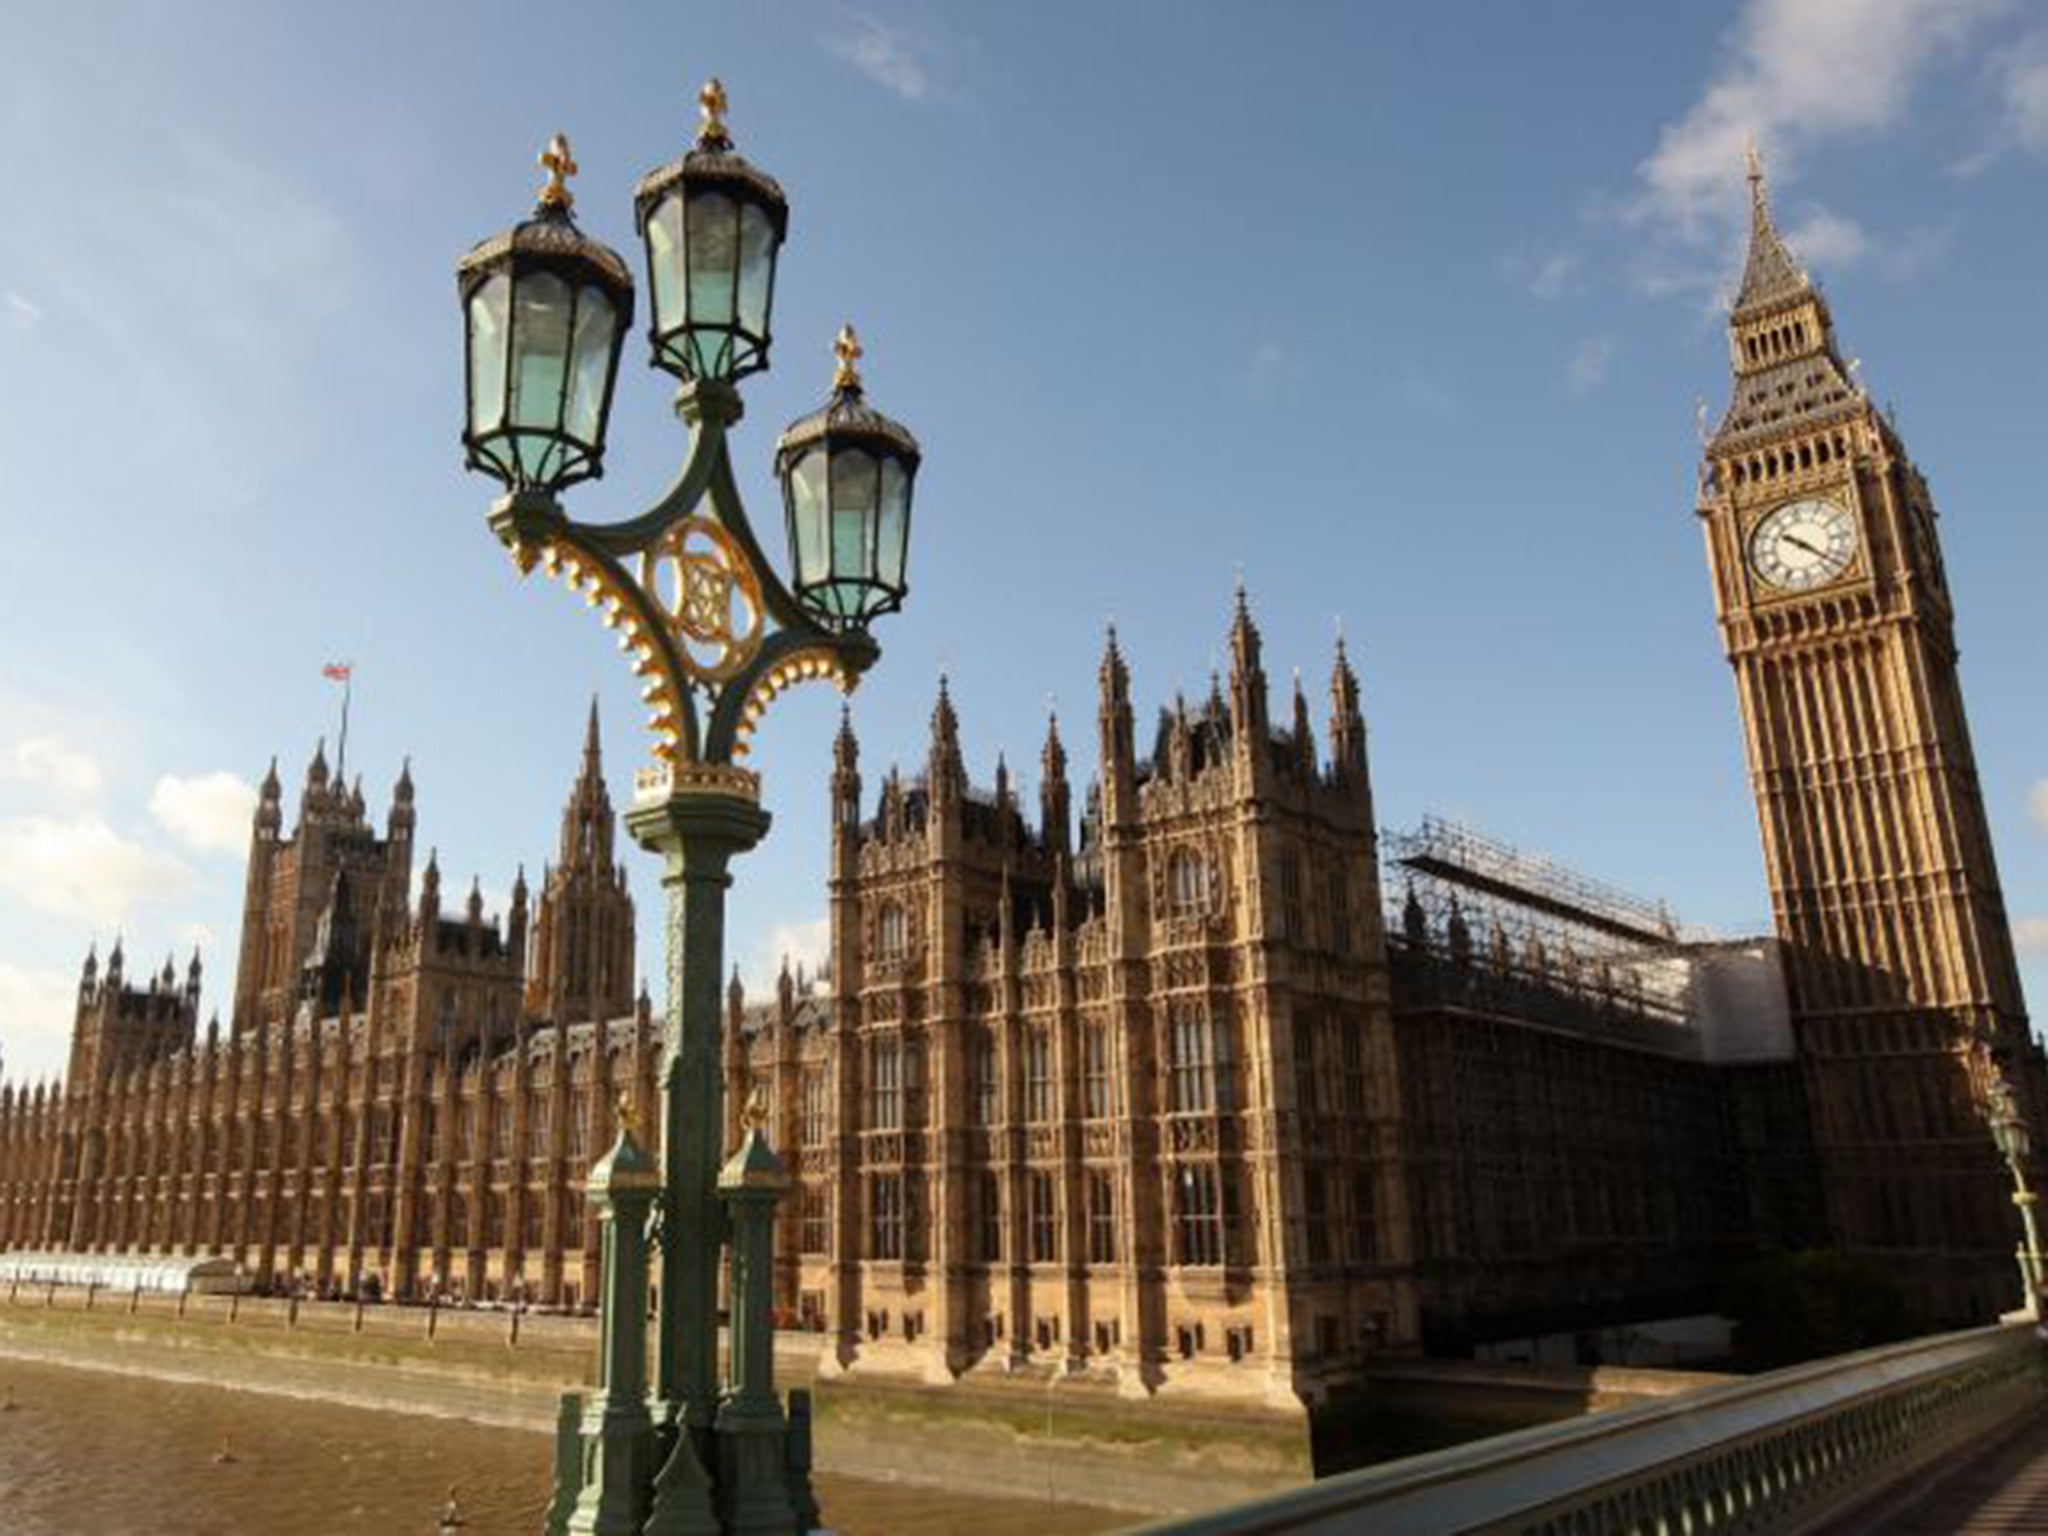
[1698,154,2038,1325]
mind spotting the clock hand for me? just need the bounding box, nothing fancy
[1782,531,1828,559]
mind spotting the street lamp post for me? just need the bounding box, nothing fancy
[1987,1072,2043,1313]
[457,82,922,1535]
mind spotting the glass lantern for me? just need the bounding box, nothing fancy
[775,326,920,631]
[634,80,788,384]
[457,134,635,494]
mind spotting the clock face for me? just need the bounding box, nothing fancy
[1750,497,1859,593]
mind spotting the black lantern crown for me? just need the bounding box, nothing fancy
[634,80,790,385]
[457,135,636,494]
[775,326,921,632]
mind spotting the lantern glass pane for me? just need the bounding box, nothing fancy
[565,284,617,447]
[738,201,774,337]
[686,191,738,325]
[830,449,878,581]
[789,448,831,587]
[509,271,572,431]
[878,457,910,590]
[646,194,685,334]
[467,273,510,434]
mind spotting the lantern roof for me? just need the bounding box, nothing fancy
[776,326,920,465]
[633,80,789,237]
[718,1088,791,1192]
[586,1095,660,1194]
[458,135,635,294]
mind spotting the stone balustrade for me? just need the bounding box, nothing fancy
[1131,1321,2044,1535]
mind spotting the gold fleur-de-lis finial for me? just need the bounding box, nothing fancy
[538,133,577,210]
[833,324,864,392]
[616,1090,638,1138]
[698,78,731,148]
[742,1082,770,1133]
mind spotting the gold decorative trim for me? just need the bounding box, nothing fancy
[730,647,857,761]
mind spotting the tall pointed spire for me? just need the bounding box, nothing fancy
[928,674,964,793]
[1329,632,1366,776]
[1733,143,1810,319]
[582,693,603,778]
[1227,583,1268,746]
[558,699,616,872]
[1099,623,1129,707]
[834,703,859,774]
[1041,709,1071,857]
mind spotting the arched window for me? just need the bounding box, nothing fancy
[1167,847,1210,917]
[876,902,907,962]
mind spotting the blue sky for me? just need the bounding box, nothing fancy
[2,1,2045,1081]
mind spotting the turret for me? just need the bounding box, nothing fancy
[1039,711,1070,857]
[304,738,330,814]
[106,936,124,988]
[927,675,964,804]
[185,948,202,1009]
[1328,635,1365,779]
[1227,583,1269,769]
[79,942,98,999]
[388,758,416,838]
[1290,670,1315,776]
[256,757,283,837]
[509,864,530,955]
[419,849,442,924]
[1097,625,1135,828]
[831,706,862,845]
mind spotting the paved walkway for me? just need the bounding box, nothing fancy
[1851,1406,2048,1532]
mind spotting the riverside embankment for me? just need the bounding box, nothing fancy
[0,1289,1305,1523]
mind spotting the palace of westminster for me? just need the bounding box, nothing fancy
[0,168,2036,1407]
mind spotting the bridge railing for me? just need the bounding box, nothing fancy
[1131,1321,2044,1535]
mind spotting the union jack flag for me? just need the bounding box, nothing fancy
[322,663,352,682]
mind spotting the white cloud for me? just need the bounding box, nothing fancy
[0,962,78,1083]
[4,292,41,333]
[2017,917,2048,956]
[1567,335,1618,397]
[2029,778,2048,835]
[1247,338,1305,397]
[1525,252,1581,301]
[1640,0,2004,231]
[1389,373,1463,423]
[0,815,192,926]
[12,736,103,805]
[746,915,831,999]
[2003,33,2048,149]
[149,770,256,855]
[821,10,944,102]
[1785,208,1871,269]
[1629,0,2005,293]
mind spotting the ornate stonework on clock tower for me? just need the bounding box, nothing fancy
[1698,155,2036,1322]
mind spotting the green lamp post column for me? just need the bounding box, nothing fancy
[714,1091,802,1535]
[1989,1073,2044,1310]
[566,1100,674,1536]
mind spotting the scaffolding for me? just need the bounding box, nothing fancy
[1383,816,1707,1024]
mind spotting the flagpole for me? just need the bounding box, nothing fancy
[337,665,352,782]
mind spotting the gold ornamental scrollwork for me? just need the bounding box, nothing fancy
[640,515,765,684]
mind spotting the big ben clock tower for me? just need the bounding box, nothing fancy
[1699,154,2035,1322]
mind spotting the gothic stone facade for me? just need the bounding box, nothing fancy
[729,610,1416,1404]
[0,710,660,1310]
